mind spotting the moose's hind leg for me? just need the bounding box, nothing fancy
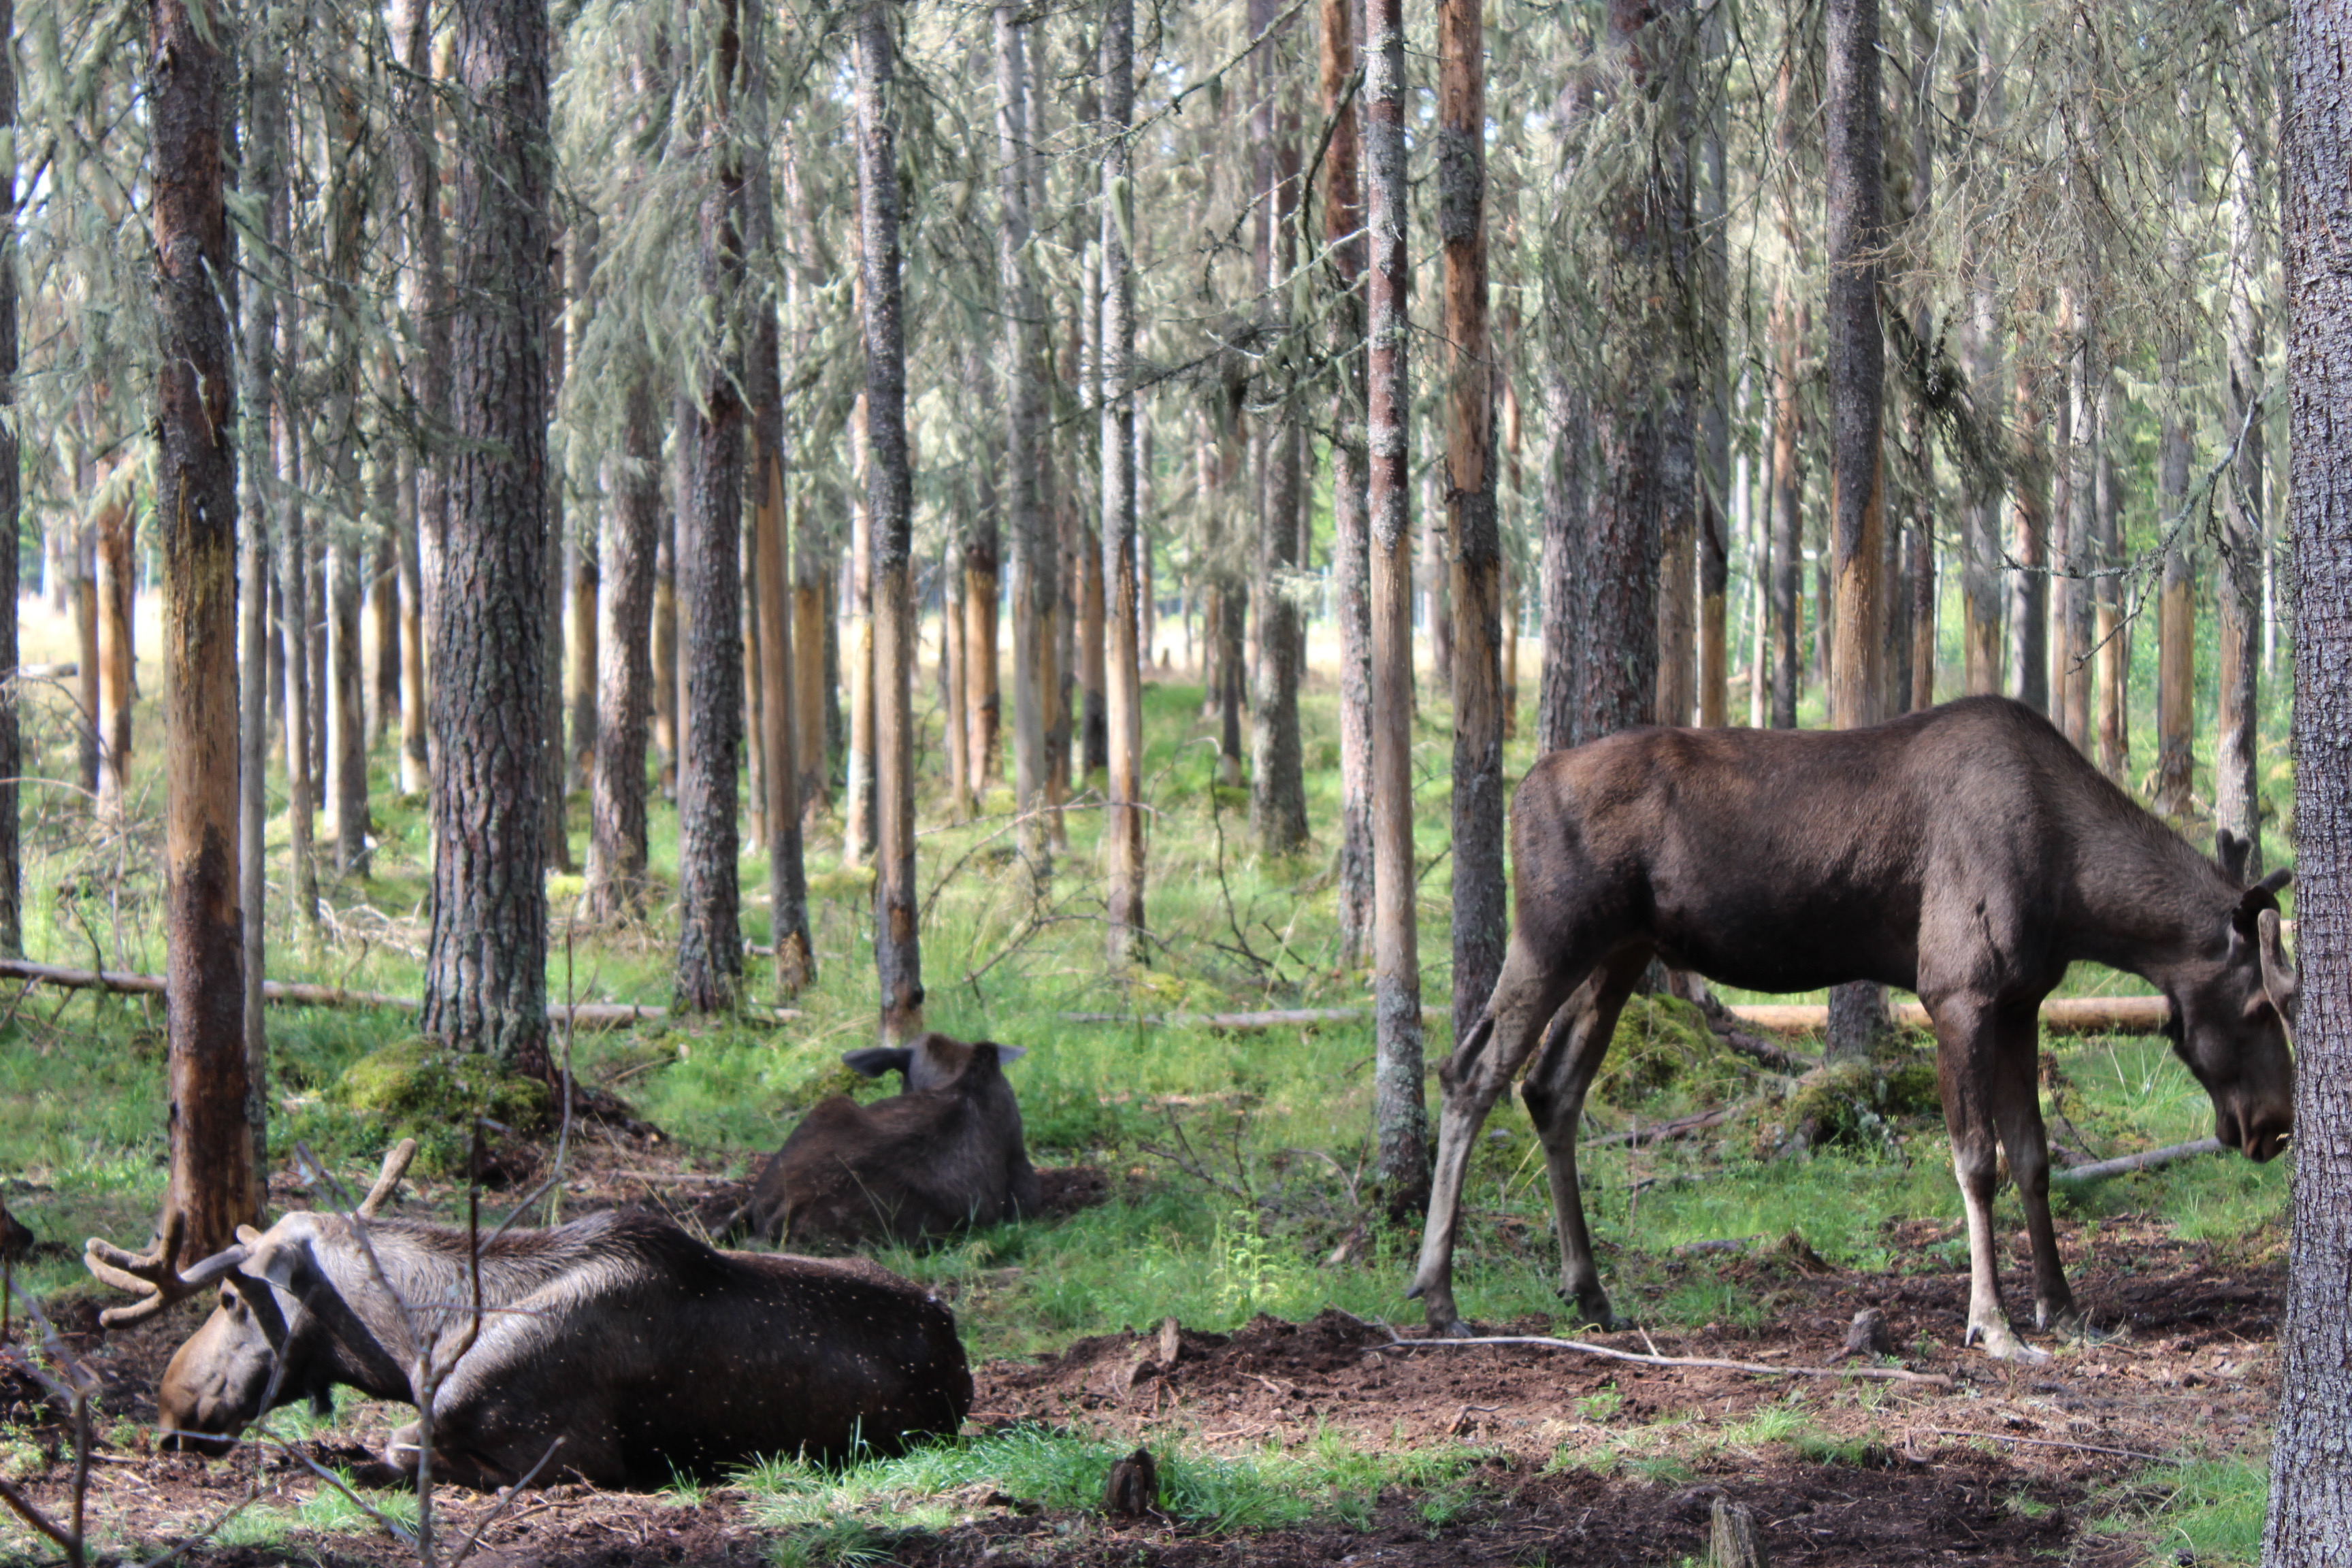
[1407,935,1586,1335]
[1520,945,1650,1331]
[1935,998,2052,1364]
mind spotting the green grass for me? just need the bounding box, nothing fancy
[0,597,2298,1565]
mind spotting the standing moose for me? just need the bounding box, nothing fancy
[1407,697,2298,1362]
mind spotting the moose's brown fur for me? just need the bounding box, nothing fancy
[148,1207,970,1489]
[1408,697,2296,1362]
[737,1033,1042,1250]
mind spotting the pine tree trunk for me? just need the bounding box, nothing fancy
[394,0,444,800]
[1824,0,1887,1061]
[1537,359,1585,753]
[1100,0,1147,963]
[675,0,745,1015]
[1324,0,1371,961]
[845,388,876,866]
[2155,140,2198,817]
[1000,5,1051,878]
[1441,0,1503,1049]
[151,0,256,1256]
[276,300,318,935]
[651,480,680,800]
[1767,34,1804,730]
[1367,0,1428,1207]
[585,365,659,923]
[237,12,283,1161]
[858,0,924,1040]
[2094,376,2125,778]
[2218,88,2267,871]
[783,142,831,820]
[2007,332,2049,713]
[422,0,553,1075]
[94,481,133,821]
[2266,14,2352,1546]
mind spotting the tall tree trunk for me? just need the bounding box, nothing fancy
[1441,0,1503,1049]
[1323,0,1371,964]
[237,10,284,1168]
[1000,5,1051,878]
[564,224,599,798]
[1537,358,1585,753]
[152,0,255,1255]
[1824,0,1888,1060]
[675,0,746,1015]
[845,388,875,866]
[2007,329,2048,713]
[945,546,970,817]
[2155,133,2198,819]
[423,0,553,1075]
[1250,0,1307,858]
[2217,80,2267,871]
[782,142,831,820]
[1365,0,1426,1209]
[370,530,396,751]
[747,16,809,994]
[585,368,658,922]
[277,299,318,936]
[95,478,133,821]
[326,79,370,878]
[858,0,924,1039]
[2057,289,2096,753]
[1696,10,1730,731]
[1100,0,1147,962]
[394,0,444,800]
[2266,11,2352,1548]
[651,482,680,800]
[1767,32,1805,730]
[2094,374,2125,777]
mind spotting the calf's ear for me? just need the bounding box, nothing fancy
[2259,909,2300,1034]
[2217,829,2252,883]
[241,1230,317,1294]
[981,1043,1028,1065]
[843,1047,913,1079]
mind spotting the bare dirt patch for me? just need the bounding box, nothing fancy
[6,1198,2272,1566]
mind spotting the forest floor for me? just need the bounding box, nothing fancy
[3,1130,2276,1568]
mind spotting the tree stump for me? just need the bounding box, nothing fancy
[1710,1497,1767,1568]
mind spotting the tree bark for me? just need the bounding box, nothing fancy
[276,296,318,936]
[152,0,256,1256]
[1768,31,1804,730]
[1366,0,1426,1209]
[1100,0,1147,963]
[1323,0,1371,964]
[1000,5,1051,880]
[94,477,133,822]
[393,0,442,801]
[423,0,553,1075]
[1824,0,1887,1061]
[1537,357,1585,753]
[2218,80,2267,872]
[2006,331,2048,713]
[674,0,746,1015]
[858,0,924,1040]
[747,12,810,995]
[2266,12,2352,1549]
[585,367,659,924]
[1248,0,1308,859]
[2155,132,2198,820]
[1441,0,1503,1049]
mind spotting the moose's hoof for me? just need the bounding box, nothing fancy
[1966,1320,2052,1366]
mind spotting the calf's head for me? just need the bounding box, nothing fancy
[843,1032,1026,1094]
[2170,832,2295,1163]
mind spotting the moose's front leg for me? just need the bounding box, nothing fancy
[1408,938,1580,1335]
[1936,1000,2051,1364]
[1991,1030,2076,1337]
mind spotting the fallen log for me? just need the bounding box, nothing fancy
[1729,994,2172,1038]
[0,957,798,1031]
[1063,994,2173,1039]
[2049,1138,2222,1183]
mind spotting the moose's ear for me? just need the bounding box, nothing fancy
[2259,909,2300,1035]
[2234,870,2293,937]
[2217,829,2251,883]
[842,1047,913,1080]
[240,1229,315,1294]
[983,1043,1028,1065]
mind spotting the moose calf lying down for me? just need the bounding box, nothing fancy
[736,1032,1043,1250]
[1409,696,2298,1363]
[87,1149,972,1490]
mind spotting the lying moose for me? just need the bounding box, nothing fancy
[734,1033,1042,1250]
[1408,696,2298,1363]
[86,1143,973,1489]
